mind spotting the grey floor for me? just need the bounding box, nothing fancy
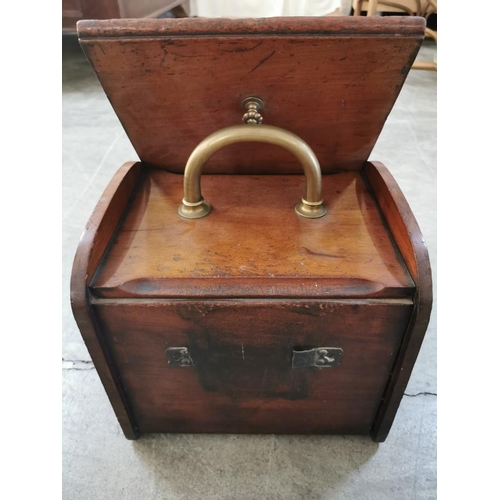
[63,35,437,500]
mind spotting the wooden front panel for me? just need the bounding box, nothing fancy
[94,299,412,434]
[78,17,424,173]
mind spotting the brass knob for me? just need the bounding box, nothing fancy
[241,97,264,124]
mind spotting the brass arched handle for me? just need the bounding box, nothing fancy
[178,101,327,220]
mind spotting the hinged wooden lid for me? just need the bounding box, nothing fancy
[77,17,424,174]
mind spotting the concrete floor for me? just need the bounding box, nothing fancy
[62,34,437,500]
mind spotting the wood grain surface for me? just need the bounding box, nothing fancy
[364,162,433,442]
[91,169,414,299]
[77,17,427,37]
[77,17,424,174]
[70,17,432,441]
[93,299,413,434]
[70,161,432,440]
[70,161,143,439]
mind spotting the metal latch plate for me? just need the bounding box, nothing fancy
[292,347,343,369]
[166,347,194,367]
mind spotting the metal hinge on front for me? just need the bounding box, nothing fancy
[166,346,343,369]
[292,347,343,369]
[166,347,194,367]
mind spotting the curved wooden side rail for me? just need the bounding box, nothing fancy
[70,161,144,439]
[364,161,433,442]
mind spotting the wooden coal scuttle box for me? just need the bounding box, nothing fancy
[71,16,432,442]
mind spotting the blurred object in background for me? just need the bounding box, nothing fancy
[119,0,189,18]
[189,0,352,17]
[62,0,190,33]
[63,0,353,33]
[352,0,437,70]
[353,0,435,19]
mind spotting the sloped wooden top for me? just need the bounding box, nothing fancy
[78,17,425,174]
[91,168,415,299]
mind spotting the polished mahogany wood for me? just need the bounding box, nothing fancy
[78,16,427,37]
[70,17,432,442]
[364,161,433,442]
[91,169,414,299]
[70,161,142,439]
[77,17,424,174]
[92,299,413,434]
[71,161,431,441]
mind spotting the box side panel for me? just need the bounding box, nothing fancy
[70,162,144,439]
[364,162,433,442]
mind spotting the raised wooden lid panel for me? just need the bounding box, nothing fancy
[78,17,425,174]
[91,169,415,299]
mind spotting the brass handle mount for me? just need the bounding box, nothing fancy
[178,97,327,220]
